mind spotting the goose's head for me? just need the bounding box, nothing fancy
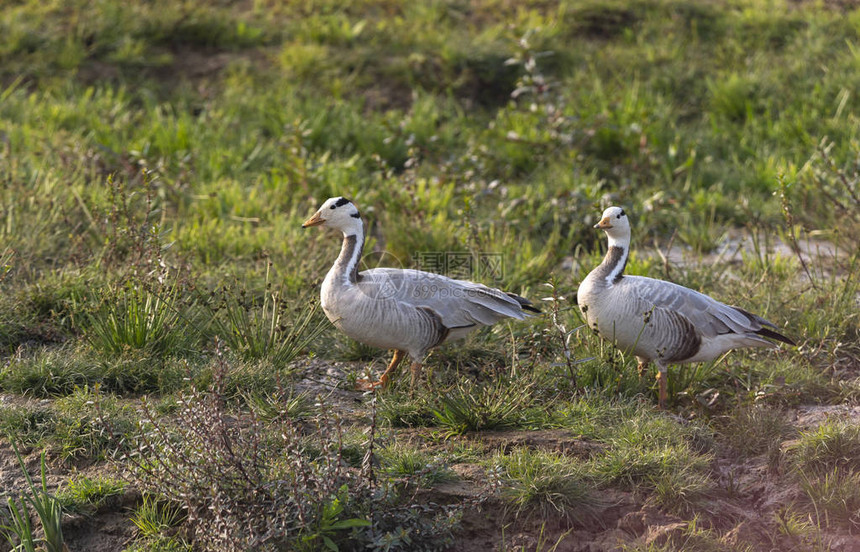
[302,197,363,235]
[594,206,631,241]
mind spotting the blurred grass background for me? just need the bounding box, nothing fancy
[2,0,858,287]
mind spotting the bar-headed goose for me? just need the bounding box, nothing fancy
[577,206,794,408]
[303,197,538,390]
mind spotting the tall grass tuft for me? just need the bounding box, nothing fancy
[493,447,603,524]
[798,469,860,529]
[207,264,327,366]
[85,278,191,357]
[721,405,794,457]
[0,444,67,552]
[56,475,127,515]
[130,494,186,540]
[433,375,536,435]
[788,421,860,475]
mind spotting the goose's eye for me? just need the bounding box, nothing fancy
[617,210,625,218]
[330,204,337,209]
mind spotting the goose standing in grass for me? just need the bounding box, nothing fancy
[577,206,794,408]
[303,197,539,390]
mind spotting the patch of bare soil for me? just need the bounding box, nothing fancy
[794,404,860,429]
[442,487,640,552]
[62,498,138,552]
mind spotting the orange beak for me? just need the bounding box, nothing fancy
[302,212,325,228]
[594,216,613,229]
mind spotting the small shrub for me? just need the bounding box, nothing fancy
[118,353,460,551]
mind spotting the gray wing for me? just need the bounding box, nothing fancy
[357,268,532,329]
[621,275,779,338]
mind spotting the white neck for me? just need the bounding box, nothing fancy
[606,231,629,250]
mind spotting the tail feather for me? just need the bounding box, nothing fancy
[755,326,796,346]
[506,292,541,314]
[733,305,795,346]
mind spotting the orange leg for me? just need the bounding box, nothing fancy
[656,369,668,410]
[637,360,648,380]
[356,350,405,390]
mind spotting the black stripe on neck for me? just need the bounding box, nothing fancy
[594,245,627,284]
[339,234,363,284]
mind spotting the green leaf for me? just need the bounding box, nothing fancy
[328,517,371,530]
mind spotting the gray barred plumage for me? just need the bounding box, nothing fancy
[577,206,794,408]
[303,196,538,390]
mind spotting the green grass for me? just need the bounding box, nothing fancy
[788,421,860,475]
[432,375,538,435]
[84,279,192,357]
[130,495,185,539]
[587,413,714,503]
[0,386,136,461]
[57,475,127,515]
[379,443,457,485]
[720,405,795,457]
[1,0,860,549]
[621,515,755,551]
[125,495,189,552]
[798,469,860,529]
[204,267,328,366]
[493,447,602,523]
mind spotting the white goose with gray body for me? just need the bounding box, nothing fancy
[577,206,794,408]
[303,197,538,389]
